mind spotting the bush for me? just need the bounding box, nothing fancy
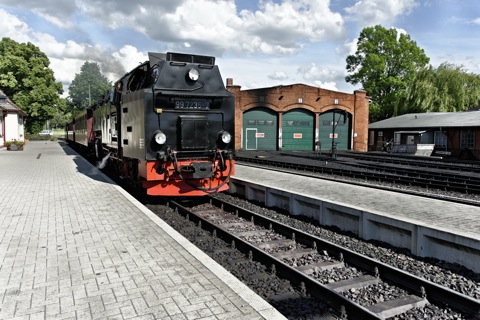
[5,139,25,150]
[26,134,57,141]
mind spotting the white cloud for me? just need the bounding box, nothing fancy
[345,0,418,27]
[0,0,350,96]
[268,71,288,81]
[31,33,85,59]
[299,63,338,81]
[241,0,345,42]
[0,9,32,43]
[26,33,129,86]
[3,0,476,98]
[337,38,358,56]
[313,81,338,91]
[297,63,344,91]
[0,0,77,29]
[49,58,84,96]
[64,0,346,56]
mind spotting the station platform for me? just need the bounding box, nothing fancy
[230,164,480,274]
[0,141,285,320]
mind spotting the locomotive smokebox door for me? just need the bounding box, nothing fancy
[179,115,209,149]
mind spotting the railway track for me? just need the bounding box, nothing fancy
[283,151,480,181]
[235,155,480,205]
[165,196,480,320]
[236,154,480,194]
[336,152,480,174]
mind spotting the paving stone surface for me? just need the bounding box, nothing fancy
[0,141,284,320]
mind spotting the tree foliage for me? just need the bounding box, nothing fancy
[50,108,72,129]
[68,62,112,110]
[397,63,480,114]
[345,25,430,122]
[0,37,65,133]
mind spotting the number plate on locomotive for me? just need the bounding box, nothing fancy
[174,99,210,110]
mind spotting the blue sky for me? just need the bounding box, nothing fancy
[0,0,479,96]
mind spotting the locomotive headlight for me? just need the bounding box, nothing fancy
[220,131,231,144]
[187,68,200,81]
[154,131,167,145]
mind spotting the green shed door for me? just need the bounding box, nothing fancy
[282,109,314,150]
[318,110,350,151]
[243,108,277,150]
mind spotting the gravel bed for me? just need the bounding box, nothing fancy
[283,252,334,268]
[147,204,336,320]
[314,266,365,285]
[212,193,478,319]
[342,282,409,306]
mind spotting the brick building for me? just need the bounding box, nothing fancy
[226,79,369,152]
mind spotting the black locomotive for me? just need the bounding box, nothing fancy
[66,52,235,196]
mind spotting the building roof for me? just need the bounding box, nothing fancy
[0,89,27,116]
[368,111,480,130]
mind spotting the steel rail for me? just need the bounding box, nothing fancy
[235,156,480,196]
[280,151,480,175]
[170,199,382,320]
[170,197,480,319]
[208,197,480,319]
[333,152,480,173]
[234,162,480,207]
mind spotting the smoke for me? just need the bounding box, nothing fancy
[96,152,111,169]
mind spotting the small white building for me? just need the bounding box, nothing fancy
[0,90,27,147]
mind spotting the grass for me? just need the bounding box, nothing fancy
[53,128,65,137]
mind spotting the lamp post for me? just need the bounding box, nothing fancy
[330,110,347,158]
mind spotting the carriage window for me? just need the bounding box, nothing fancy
[258,120,265,125]
[247,120,256,125]
[266,120,274,125]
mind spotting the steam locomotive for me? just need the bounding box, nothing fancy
[66,52,235,196]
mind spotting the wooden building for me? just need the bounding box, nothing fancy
[369,111,480,159]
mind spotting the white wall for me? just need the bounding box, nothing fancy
[0,111,3,142]
[4,113,25,142]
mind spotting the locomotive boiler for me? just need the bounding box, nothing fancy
[67,52,235,196]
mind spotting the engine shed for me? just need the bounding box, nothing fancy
[226,79,370,153]
[368,111,480,160]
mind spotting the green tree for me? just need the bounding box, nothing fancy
[0,37,65,133]
[397,63,480,114]
[345,25,430,122]
[68,61,112,110]
[50,104,71,129]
